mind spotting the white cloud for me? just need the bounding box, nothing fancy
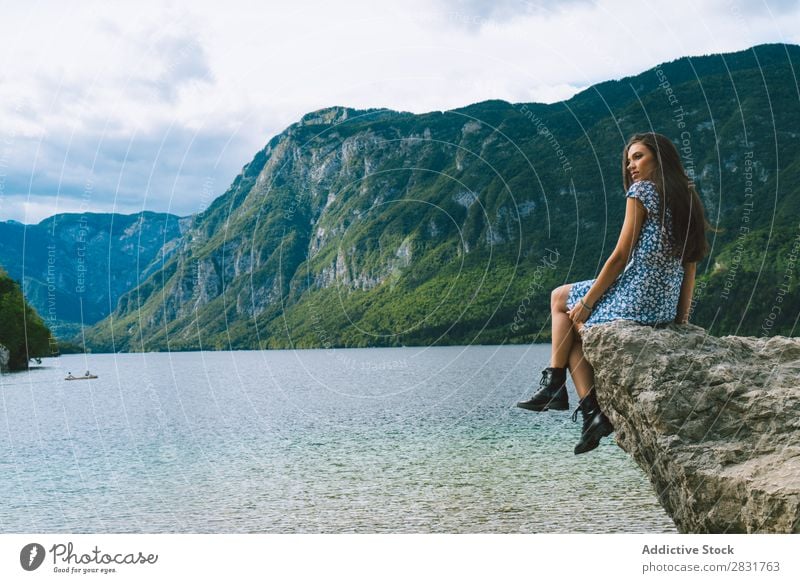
[0,0,797,223]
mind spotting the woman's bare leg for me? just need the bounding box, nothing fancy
[567,337,594,399]
[550,284,575,368]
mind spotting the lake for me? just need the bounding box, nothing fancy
[0,345,676,533]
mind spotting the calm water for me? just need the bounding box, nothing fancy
[0,345,676,533]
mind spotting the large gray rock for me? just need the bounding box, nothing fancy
[581,320,800,533]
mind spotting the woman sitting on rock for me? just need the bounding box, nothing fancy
[517,132,710,454]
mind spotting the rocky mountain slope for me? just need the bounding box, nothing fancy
[83,42,800,352]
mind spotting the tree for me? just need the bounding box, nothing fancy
[0,268,54,371]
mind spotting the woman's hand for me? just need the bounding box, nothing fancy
[567,301,591,325]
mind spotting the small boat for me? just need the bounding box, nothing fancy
[65,372,98,381]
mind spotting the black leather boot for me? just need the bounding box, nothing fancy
[572,388,614,454]
[516,367,569,411]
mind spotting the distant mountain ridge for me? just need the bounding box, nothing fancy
[64,42,800,350]
[0,212,184,340]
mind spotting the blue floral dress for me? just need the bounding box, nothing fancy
[566,180,685,328]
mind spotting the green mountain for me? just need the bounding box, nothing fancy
[85,43,800,352]
[0,212,183,340]
[0,269,54,371]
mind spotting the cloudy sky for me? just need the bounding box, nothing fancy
[0,0,797,223]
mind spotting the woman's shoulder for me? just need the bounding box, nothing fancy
[626,179,658,194]
[626,180,659,214]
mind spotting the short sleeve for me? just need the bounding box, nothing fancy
[626,180,659,217]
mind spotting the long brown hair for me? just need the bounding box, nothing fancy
[622,132,710,263]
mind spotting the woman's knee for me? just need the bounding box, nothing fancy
[550,284,571,311]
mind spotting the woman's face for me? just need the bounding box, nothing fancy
[626,142,656,182]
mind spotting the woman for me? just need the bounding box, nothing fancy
[517,132,710,454]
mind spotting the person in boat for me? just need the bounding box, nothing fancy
[517,132,711,454]
[66,372,74,379]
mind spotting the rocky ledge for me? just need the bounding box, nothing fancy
[581,320,800,533]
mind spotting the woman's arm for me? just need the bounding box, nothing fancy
[584,197,647,307]
[675,262,696,324]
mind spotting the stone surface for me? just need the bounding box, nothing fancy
[581,320,800,533]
